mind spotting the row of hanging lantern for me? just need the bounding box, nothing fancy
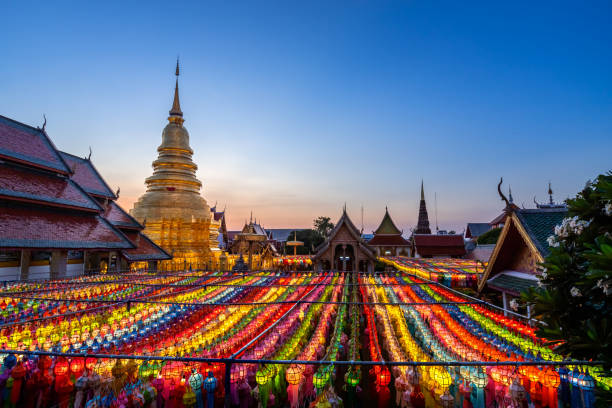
[395,273,604,407]
[253,275,345,408]
[0,268,607,407]
[381,257,482,288]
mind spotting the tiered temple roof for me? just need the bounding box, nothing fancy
[367,207,410,247]
[59,152,116,199]
[60,150,170,263]
[414,181,431,234]
[0,113,170,264]
[0,115,131,252]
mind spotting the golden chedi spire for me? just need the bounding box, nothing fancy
[130,60,218,269]
[169,58,184,124]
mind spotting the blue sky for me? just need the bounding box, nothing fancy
[2,1,611,232]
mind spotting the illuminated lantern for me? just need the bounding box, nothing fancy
[203,371,217,408]
[286,364,303,408]
[313,370,328,389]
[139,361,153,380]
[256,365,272,386]
[54,357,69,377]
[285,364,302,385]
[85,357,97,372]
[69,358,85,376]
[189,370,205,408]
[376,368,391,387]
[345,368,360,387]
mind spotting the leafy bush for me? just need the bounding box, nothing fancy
[476,227,502,244]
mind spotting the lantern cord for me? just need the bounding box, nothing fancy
[0,349,603,368]
[230,271,331,359]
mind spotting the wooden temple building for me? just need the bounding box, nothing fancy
[367,207,410,256]
[312,208,376,272]
[0,114,170,280]
[478,181,567,314]
[229,217,279,270]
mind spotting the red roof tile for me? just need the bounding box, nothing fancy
[59,152,116,198]
[103,201,142,229]
[367,234,410,246]
[0,115,70,174]
[0,163,101,211]
[122,232,171,261]
[413,234,466,257]
[0,204,133,249]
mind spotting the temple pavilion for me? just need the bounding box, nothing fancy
[367,207,410,256]
[312,207,376,272]
[130,61,223,270]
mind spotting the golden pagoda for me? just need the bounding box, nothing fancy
[130,60,221,270]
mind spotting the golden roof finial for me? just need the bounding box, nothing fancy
[168,57,184,124]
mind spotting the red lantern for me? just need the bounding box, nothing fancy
[69,358,85,376]
[376,368,391,387]
[85,357,97,372]
[54,357,69,377]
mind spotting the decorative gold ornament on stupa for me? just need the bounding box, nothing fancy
[130,60,220,270]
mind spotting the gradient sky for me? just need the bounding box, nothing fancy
[2,1,611,232]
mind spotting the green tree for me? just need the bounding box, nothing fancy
[313,216,334,239]
[476,227,502,244]
[522,172,612,403]
[286,229,324,255]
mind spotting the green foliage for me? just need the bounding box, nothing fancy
[522,172,612,372]
[313,216,334,239]
[476,227,502,244]
[286,229,324,255]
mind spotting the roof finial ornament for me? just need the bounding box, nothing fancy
[508,186,514,204]
[87,146,92,160]
[168,57,184,124]
[41,114,47,131]
[250,211,253,224]
[497,177,511,211]
[420,179,425,201]
[115,186,120,198]
[548,181,554,205]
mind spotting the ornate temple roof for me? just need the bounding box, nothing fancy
[122,231,171,261]
[313,208,376,261]
[0,204,134,250]
[514,208,567,258]
[103,201,143,230]
[0,163,101,212]
[373,207,402,235]
[0,115,71,174]
[59,151,116,199]
[478,206,567,293]
[368,234,410,246]
[368,207,410,246]
[414,181,432,234]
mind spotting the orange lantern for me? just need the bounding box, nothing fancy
[54,357,69,377]
[70,358,85,376]
[286,364,303,385]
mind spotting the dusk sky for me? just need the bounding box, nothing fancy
[2,1,611,232]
